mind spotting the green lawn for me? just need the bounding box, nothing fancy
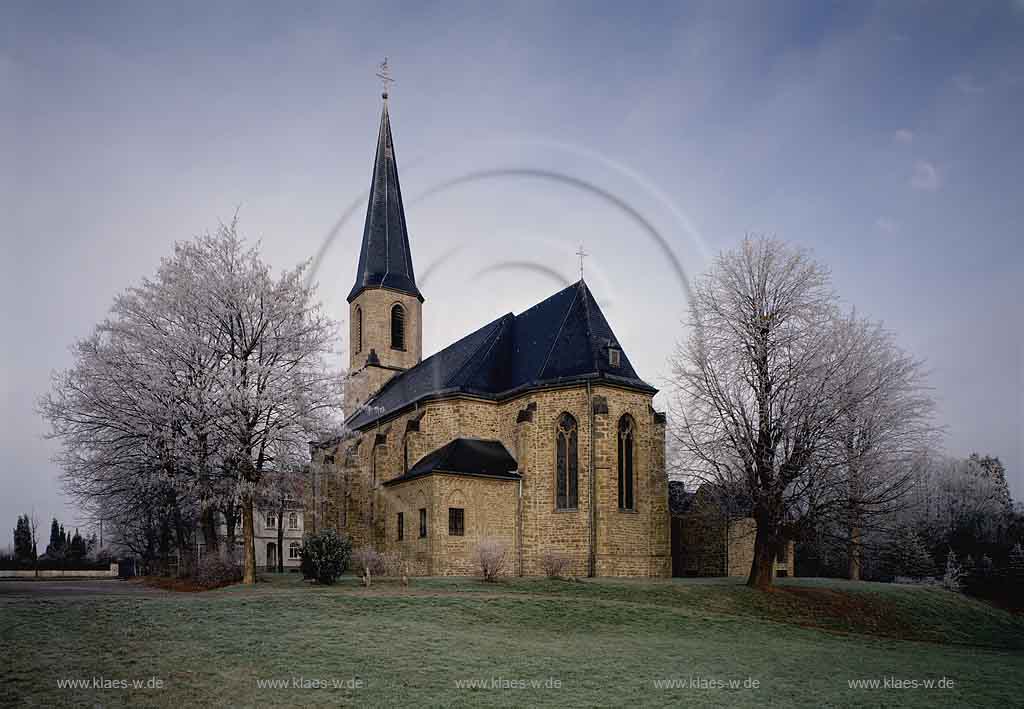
[2,574,1023,708]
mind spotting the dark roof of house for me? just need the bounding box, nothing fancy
[383,438,520,486]
[347,98,422,303]
[346,280,656,429]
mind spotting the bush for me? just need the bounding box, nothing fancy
[541,550,571,579]
[193,554,242,589]
[352,546,385,578]
[477,538,507,582]
[299,529,352,585]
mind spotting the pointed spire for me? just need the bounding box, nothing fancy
[347,90,422,303]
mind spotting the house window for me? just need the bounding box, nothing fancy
[609,348,621,367]
[289,542,301,559]
[617,414,635,510]
[265,513,277,529]
[555,412,579,510]
[418,508,427,538]
[288,512,298,530]
[403,435,410,474]
[448,508,465,536]
[391,304,406,351]
[323,454,335,466]
[354,306,362,354]
[397,512,404,541]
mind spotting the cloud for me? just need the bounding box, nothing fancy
[952,73,984,94]
[910,160,940,191]
[875,217,898,233]
[894,129,914,144]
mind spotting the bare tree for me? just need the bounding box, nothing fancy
[828,316,938,579]
[41,218,342,584]
[669,237,927,589]
[167,222,341,583]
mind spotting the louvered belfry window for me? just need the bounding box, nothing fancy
[556,413,579,509]
[391,304,406,351]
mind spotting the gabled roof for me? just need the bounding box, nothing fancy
[383,438,520,486]
[347,280,656,429]
[347,98,422,303]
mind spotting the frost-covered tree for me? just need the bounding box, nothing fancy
[829,317,938,580]
[669,237,925,589]
[41,218,343,583]
[883,526,936,580]
[942,549,964,592]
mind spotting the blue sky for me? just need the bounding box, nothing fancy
[1,1,1021,534]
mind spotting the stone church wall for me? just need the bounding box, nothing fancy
[315,382,670,578]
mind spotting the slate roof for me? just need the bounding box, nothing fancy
[347,98,422,303]
[347,279,656,430]
[383,438,520,486]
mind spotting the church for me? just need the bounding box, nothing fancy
[309,89,670,578]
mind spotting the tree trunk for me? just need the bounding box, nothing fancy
[225,508,237,552]
[847,525,862,581]
[202,507,220,557]
[242,494,257,584]
[747,523,776,590]
[277,501,285,574]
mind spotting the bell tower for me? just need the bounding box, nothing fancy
[344,73,423,417]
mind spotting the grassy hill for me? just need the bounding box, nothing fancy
[2,575,1022,707]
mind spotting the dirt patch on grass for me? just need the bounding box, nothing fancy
[134,576,237,593]
[772,586,916,639]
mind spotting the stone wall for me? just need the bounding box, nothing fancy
[345,287,422,414]
[0,563,120,578]
[674,505,797,579]
[318,381,670,578]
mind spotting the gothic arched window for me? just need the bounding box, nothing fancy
[354,306,362,354]
[556,412,579,510]
[391,304,406,351]
[617,414,635,510]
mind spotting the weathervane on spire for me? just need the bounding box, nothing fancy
[376,57,394,99]
[576,243,588,280]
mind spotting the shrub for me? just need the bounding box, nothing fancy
[352,546,384,578]
[299,529,352,585]
[541,550,571,579]
[941,549,964,593]
[193,554,242,589]
[477,538,507,582]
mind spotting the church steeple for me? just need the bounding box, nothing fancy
[344,70,424,417]
[347,92,422,303]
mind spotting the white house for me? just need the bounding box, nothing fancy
[195,500,305,571]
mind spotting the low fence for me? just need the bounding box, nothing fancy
[0,562,120,578]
